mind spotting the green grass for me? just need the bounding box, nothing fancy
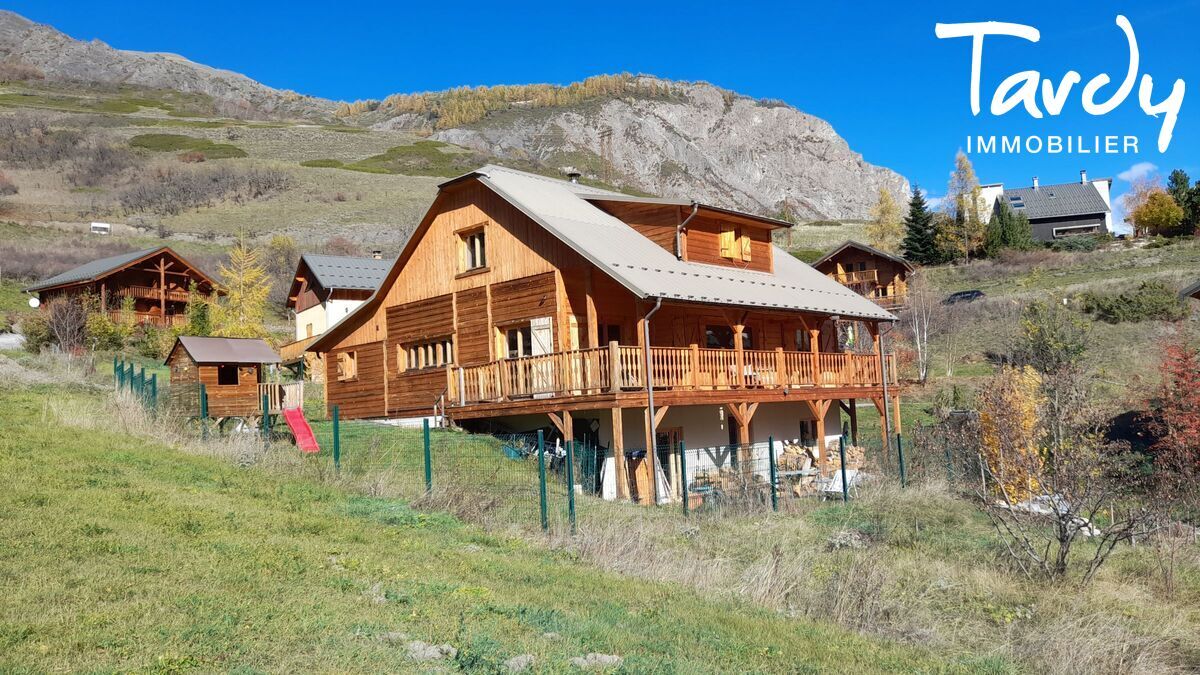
[339,140,482,177]
[129,133,247,159]
[299,158,346,168]
[0,385,980,673]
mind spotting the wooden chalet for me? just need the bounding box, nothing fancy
[25,246,218,327]
[166,336,300,418]
[280,253,392,375]
[812,241,912,310]
[310,165,901,504]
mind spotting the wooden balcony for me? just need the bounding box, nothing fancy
[105,310,186,328]
[831,269,878,285]
[116,285,190,303]
[280,336,316,363]
[872,293,908,310]
[446,344,897,409]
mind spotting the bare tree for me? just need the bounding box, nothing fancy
[45,297,88,353]
[901,272,937,383]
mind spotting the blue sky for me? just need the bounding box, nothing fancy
[8,0,1198,224]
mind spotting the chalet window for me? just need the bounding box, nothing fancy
[404,338,454,371]
[506,325,533,359]
[217,365,239,386]
[705,325,753,350]
[718,225,752,262]
[460,228,487,271]
[337,351,357,381]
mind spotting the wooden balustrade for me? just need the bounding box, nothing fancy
[259,382,304,413]
[446,344,898,407]
[105,310,186,327]
[116,285,190,303]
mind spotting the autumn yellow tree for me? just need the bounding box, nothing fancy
[210,237,271,339]
[943,151,986,260]
[865,188,903,252]
[978,366,1045,502]
[1129,189,1185,236]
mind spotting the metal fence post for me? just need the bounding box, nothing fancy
[135,367,143,398]
[148,373,157,411]
[897,433,907,488]
[332,405,340,474]
[261,393,270,445]
[768,435,779,512]
[199,383,209,440]
[537,431,548,532]
[838,435,850,503]
[679,440,689,517]
[565,439,576,535]
[113,356,119,390]
[422,418,432,494]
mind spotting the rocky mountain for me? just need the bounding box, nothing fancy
[0,11,907,221]
[369,78,909,221]
[0,10,337,120]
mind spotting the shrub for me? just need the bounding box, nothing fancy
[0,60,45,82]
[0,170,17,197]
[1079,282,1187,324]
[1049,235,1105,252]
[129,133,246,159]
[19,311,51,353]
[119,165,291,215]
[178,150,206,163]
[66,143,138,187]
[801,219,844,228]
[85,312,130,351]
[130,324,167,359]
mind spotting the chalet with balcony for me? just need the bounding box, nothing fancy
[813,241,912,310]
[280,253,392,374]
[310,165,899,504]
[25,246,218,327]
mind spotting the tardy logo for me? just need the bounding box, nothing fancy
[936,16,1186,154]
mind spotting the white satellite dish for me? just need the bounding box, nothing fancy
[28,297,40,308]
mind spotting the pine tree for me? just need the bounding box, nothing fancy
[983,201,1037,257]
[901,187,938,265]
[210,237,271,339]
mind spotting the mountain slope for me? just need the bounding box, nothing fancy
[364,77,909,221]
[0,10,336,120]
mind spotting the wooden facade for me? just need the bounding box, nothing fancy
[165,337,297,419]
[313,170,901,504]
[29,247,217,328]
[813,241,912,310]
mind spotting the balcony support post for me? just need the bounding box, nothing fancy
[689,344,700,389]
[848,398,859,444]
[607,341,621,393]
[611,407,630,500]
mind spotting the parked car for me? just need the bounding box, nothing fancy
[944,289,985,304]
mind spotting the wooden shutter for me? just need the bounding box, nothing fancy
[740,232,752,261]
[719,225,735,258]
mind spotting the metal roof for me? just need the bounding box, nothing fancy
[25,247,164,292]
[169,336,281,365]
[812,240,915,272]
[1180,279,1200,300]
[300,254,393,291]
[475,165,894,320]
[1002,181,1110,220]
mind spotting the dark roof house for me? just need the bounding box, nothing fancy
[983,171,1113,242]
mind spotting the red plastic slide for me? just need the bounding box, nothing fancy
[282,407,320,454]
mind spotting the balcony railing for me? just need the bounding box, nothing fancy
[116,285,190,303]
[831,269,878,285]
[446,344,897,408]
[104,310,186,327]
[259,382,305,413]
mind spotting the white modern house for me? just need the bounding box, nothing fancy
[981,170,1113,241]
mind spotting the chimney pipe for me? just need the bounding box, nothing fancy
[1032,176,1039,190]
[371,250,382,260]
[1080,169,1087,183]
[567,171,581,184]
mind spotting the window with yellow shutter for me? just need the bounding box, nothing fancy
[719,225,736,259]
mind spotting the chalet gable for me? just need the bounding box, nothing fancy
[24,246,217,294]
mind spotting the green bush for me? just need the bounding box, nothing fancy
[85,312,130,351]
[789,248,824,263]
[130,324,167,359]
[803,219,844,228]
[1049,235,1106,252]
[19,312,51,353]
[299,158,344,168]
[1079,282,1187,323]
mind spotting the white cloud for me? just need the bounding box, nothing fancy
[1110,192,1132,235]
[1117,162,1158,183]
[925,193,946,210]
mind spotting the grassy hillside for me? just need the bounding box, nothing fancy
[0,383,983,673]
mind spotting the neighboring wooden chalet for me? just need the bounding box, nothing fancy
[165,336,298,418]
[981,171,1113,241]
[812,241,913,311]
[280,253,392,373]
[25,246,218,327]
[309,165,900,504]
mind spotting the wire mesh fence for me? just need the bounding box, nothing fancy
[115,364,994,534]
